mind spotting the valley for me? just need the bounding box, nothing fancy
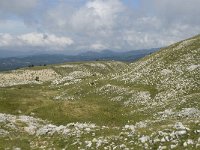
[0,35,199,149]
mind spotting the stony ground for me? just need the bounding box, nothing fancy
[0,35,199,149]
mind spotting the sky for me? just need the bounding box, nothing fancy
[0,0,200,56]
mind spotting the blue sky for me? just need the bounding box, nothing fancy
[0,0,200,56]
[123,0,140,8]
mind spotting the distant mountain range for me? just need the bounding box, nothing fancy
[0,49,158,71]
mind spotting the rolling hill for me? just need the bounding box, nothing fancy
[0,35,199,149]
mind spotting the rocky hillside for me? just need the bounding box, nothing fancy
[115,35,200,110]
[0,35,199,149]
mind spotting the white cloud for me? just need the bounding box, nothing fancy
[83,0,125,29]
[90,43,107,50]
[40,0,200,51]
[141,0,200,25]
[0,32,74,50]
[0,0,200,54]
[43,0,125,33]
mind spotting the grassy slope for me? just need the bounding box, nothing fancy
[0,61,131,125]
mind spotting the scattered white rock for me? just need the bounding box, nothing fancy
[0,129,9,137]
[183,142,188,147]
[174,122,186,130]
[139,136,150,143]
[170,144,178,149]
[187,65,200,71]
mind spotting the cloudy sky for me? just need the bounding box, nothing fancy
[0,0,200,56]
